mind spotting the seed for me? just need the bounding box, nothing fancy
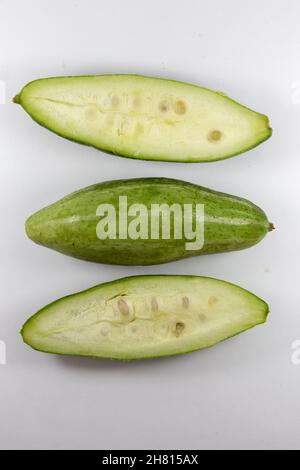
[85,106,97,121]
[182,296,189,309]
[105,115,114,130]
[133,96,141,108]
[174,99,186,115]
[159,100,169,112]
[134,122,144,137]
[175,322,185,337]
[111,95,120,107]
[117,117,128,136]
[151,297,159,312]
[208,129,222,142]
[100,326,109,336]
[127,324,138,335]
[118,299,129,316]
[208,296,219,306]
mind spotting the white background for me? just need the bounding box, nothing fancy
[0,0,299,450]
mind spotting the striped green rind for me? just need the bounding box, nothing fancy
[25,178,272,266]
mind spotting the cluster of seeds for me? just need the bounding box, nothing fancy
[98,293,220,342]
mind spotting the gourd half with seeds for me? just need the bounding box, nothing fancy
[21,275,269,360]
[14,75,271,162]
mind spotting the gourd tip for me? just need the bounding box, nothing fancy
[12,94,20,104]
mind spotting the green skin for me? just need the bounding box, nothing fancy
[25,178,272,266]
[21,275,269,361]
[13,74,272,163]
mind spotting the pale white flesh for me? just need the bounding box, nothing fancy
[21,276,269,360]
[17,75,271,162]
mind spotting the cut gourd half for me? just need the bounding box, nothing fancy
[21,275,269,360]
[14,75,272,162]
